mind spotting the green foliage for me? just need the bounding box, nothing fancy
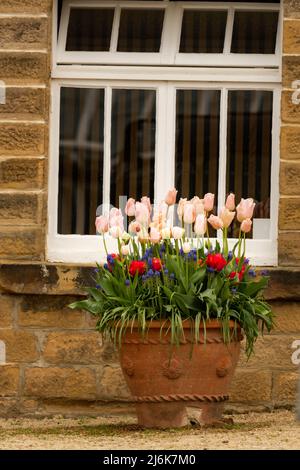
[69,245,274,357]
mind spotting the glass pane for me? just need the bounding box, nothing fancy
[180,10,227,53]
[175,89,220,208]
[117,9,164,52]
[226,90,273,239]
[66,8,114,51]
[231,11,278,54]
[110,90,156,208]
[58,87,104,235]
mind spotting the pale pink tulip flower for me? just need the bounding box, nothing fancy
[183,202,196,224]
[194,214,207,236]
[219,207,235,228]
[95,215,109,234]
[165,188,178,206]
[225,193,235,211]
[236,198,256,222]
[208,214,224,230]
[203,193,215,212]
[241,218,252,233]
[125,198,136,217]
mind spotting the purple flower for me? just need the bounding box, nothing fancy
[207,267,215,273]
[228,251,233,260]
[125,279,130,286]
[169,273,175,280]
[248,269,256,277]
[261,270,269,277]
[231,287,237,294]
[104,263,109,270]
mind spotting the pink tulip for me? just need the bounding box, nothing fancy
[165,188,178,206]
[191,196,204,215]
[128,221,142,234]
[172,226,185,239]
[194,214,207,236]
[138,228,149,243]
[208,214,224,230]
[109,208,122,221]
[110,226,123,238]
[135,202,150,226]
[158,200,168,217]
[177,198,187,221]
[241,218,252,233]
[141,196,152,214]
[121,245,130,256]
[219,207,235,228]
[110,214,124,231]
[125,198,136,217]
[150,227,161,244]
[225,193,235,211]
[183,202,196,224]
[203,193,215,212]
[95,215,109,234]
[236,198,256,222]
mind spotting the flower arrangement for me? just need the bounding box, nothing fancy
[70,190,274,357]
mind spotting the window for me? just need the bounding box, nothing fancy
[49,0,282,264]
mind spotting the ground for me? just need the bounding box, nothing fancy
[0,410,299,450]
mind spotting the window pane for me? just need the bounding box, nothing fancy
[231,11,278,54]
[180,10,227,53]
[175,89,220,205]
[58,87,104,235]
[66,8,114,51]
[117,9,164,52]
[110,89,156,208]
[226,90,273,239]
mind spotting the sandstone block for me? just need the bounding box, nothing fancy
[18,295,88,329]
[24,367,97,399]
[281,90,300,124]
[43,332,103,365]
[0,193,41,225]
[281,126,300,160]
[0,330,38,362]
[0,87,46,120]
[0,228,44,260]
[0,124,45,156]
[273,371,299,404]
[271,301,300,333]
[280,161,300,195]
[0,158,44,190]
[98,366,130,400]
[284,0,300,19]
[283,56,300,88]
[229,370,272,403]
[279,232,300,266]
[0,1,51,13]
[0,398,18,416]
[279,197,300,230]
[283,19,300,54]
[0,17,48,50]
[0,295,14,328]
[0,52,48,82]
[0,365,19,396]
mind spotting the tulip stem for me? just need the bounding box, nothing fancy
[223,227,228,257]
[103,235,108,255]
[238,228,242,258]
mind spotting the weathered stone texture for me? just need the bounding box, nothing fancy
[0,158,44,190]
[0,295,14,328]
[283,56,300,89]
[281,90,300,123]
[0,17,48,50]
[279,198,300,230]
[0,52,48,82]
[0,124,45,156]
[0,366,19,397]
[284,0,300,19]
[0,193,41,224]
[273,372,299,403]
[279,232,300,266]
[271,301,300,333]
[280,162,300,195]
[0,0,51,13]
[281,126,300,160]
[43,332,103,365]
[0,88,46,120]
[284,19,300,54]
[0,330,38,363]
[24,367,97,399]
[0,229,44,260]
[229,370,272,403]
[18,295,89,329]
[98,366,131,400]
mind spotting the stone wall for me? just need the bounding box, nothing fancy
[0,0,299,417]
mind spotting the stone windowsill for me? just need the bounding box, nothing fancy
[0,263,300,300]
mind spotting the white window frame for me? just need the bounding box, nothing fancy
[48,0,282,266]
[56,0,281,68]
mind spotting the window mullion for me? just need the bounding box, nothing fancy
[103,86,112,214]
[223,7,234,55]
[110,5,121,52]
[217,87,228,238]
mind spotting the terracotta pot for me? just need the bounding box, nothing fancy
[119,319,242,428]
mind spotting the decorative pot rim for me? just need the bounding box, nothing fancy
[116,319,241,330]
